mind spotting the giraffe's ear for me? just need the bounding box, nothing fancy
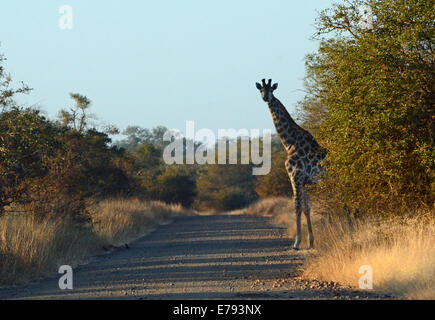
[255,82,262,90]
[272,83,278,90]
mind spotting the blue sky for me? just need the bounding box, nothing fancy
[0,0,332,137]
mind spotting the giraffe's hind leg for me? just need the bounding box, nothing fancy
[286,158,304,250]
[302,187,314,249]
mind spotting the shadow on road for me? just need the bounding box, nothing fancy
[0,215,314,300]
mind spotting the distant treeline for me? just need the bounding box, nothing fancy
[114,125,291,211]
[0,60,291,218]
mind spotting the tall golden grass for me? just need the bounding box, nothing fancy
[89,198,193,246]
[0,214,99,285]
[0,199,193,286]
[232,196,323,239]
[234,197,435,299]
[303,212,435,299]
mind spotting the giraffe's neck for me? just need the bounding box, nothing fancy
[267,97,304,152]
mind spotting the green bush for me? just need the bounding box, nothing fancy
[0,93,132,219]
[298,0,434,213]
[195,163,257,211]
[151,165,197,207]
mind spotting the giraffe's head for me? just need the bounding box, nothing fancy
[255,79,278,103]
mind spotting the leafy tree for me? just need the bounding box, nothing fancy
[196,163,257,211]
[0,108,61,214]
[0,64,133,218]
[117,125,169,151]
[299,0,434,212]
[70,129,131,197]
[133,142,162,172]
[0,52,31,111]
[58,93,96,133]
[151,165,197,207]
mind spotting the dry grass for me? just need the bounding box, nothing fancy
[232,197,435,299]
[0,198,194,286]
[89,198,194,246]
[232,197,323,243]
[303,212,435,299]
[0,214,99,285]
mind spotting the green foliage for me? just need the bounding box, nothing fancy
[132,142,162,171]
[58,93,96,133]
[0,108,61,212]
[0,55,132,219]
[59,129,131,198]
[0,52,31,110]
[1,48,290,214]
[0,107,132,219]
[117,125,169,151]
[195,163,257,211]
[299,0,435,212]
[151,165,197,207]
[117,126,202,207]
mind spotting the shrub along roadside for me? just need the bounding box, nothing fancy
[297,0,434,214]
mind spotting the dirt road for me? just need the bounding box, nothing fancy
[0,215,388,300]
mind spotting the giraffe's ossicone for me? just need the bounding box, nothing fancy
[256,79,327,250]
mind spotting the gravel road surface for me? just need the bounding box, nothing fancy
[0,215,390,300]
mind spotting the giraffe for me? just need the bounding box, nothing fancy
[256,79,327,250]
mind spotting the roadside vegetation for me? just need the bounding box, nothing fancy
[302,209,434,300]
[235,197,434,299]
[298,0,434,215]
[296,0,434,299]
[0,199,192,285]
[233,0,434,299]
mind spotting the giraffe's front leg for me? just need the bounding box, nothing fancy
[292,181,303,250]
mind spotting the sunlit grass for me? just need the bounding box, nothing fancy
[302,212,435,299]
[233,197,435,299]
[89,198,194,245]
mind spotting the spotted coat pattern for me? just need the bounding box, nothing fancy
[256,79,327,249]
